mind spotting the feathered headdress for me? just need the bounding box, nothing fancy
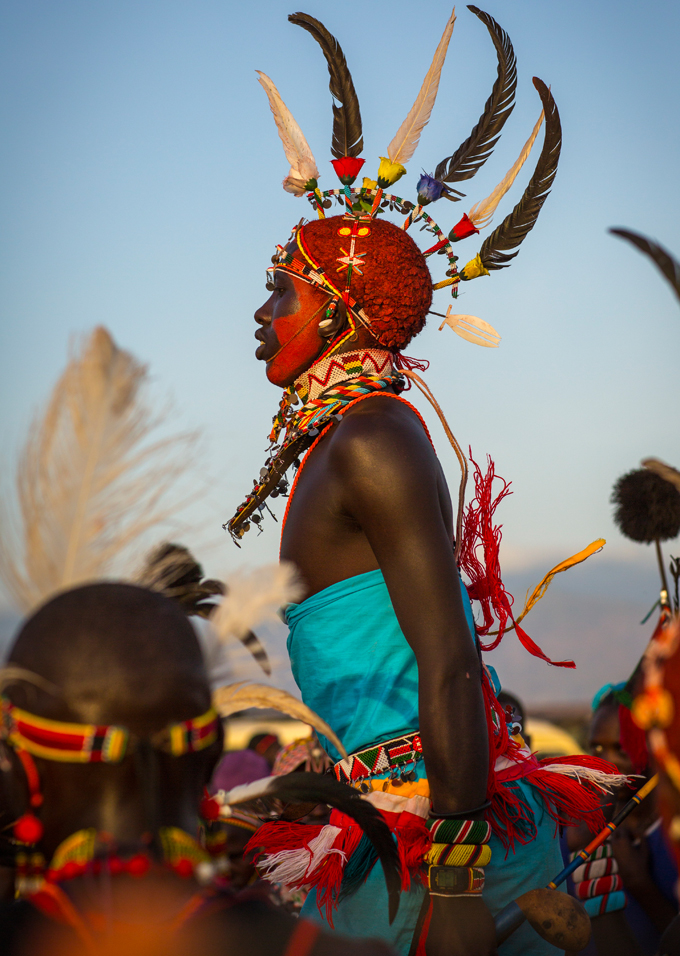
[259,6,562,348]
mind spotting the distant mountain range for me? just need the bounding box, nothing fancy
[0,551,669,709]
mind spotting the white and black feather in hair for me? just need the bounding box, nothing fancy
[137,542,271,675]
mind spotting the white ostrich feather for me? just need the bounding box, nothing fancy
[212,680,346,757]
[257,71,320,196]
[0,327,196,614]
[468,107,545,229]
[211,562,302,641]
[386,7,456,166]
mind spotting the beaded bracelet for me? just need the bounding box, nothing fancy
[425,843,492,867]
[583,889,626,917]
[426,818,491,845]
[427,864,485,897]
[575,874,622,900]
[569,843,612,864]
[572,856,618,883]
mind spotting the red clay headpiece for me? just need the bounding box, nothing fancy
[299,216,432,351]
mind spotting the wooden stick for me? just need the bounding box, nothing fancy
[494,775,659,944]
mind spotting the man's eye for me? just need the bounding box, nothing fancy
[275,285,286,296]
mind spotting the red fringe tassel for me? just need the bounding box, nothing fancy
[459,451,575,668]
[392,353,430,389]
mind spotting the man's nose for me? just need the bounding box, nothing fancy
[254,304,271,326]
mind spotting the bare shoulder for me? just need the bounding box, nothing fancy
[328,394,435,463]
[324,394,442,504]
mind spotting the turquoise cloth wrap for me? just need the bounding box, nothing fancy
[286,569,564,956]
[286,568,477,762]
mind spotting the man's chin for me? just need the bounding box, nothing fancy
[265,360,297,389]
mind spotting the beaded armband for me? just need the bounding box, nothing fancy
[425,843,491,866]
[426,818,491,845]
[583,890,627,917]
[428,864,485,897]
[570,841,625,918]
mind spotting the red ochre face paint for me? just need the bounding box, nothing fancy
[254,265,330,388]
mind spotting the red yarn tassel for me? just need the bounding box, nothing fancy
[392,353,430,389]
[481,668,536,850]
[524,754,623,835]
[395,819,431,892]
[459,452,575,667]
[245,821,324,863]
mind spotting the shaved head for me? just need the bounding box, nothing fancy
[8,582,210,731]
[4,583,220,852]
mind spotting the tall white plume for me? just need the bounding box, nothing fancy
[211,562,303,642]
[213,680,347,757]
[0,326,196,613]
[257,71,320,196]
[467,107,545,229]
[386,7,456,167]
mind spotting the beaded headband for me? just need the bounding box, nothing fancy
[259,7,562,348]
[1,698,220,764]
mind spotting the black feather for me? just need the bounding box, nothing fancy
[612,469,680,543]
[474,77,561,272]
[138,542,271,674]
[139,542,225,616]
[609,229,680,305]
[289,13,363,158]
[257,773,401,923]
[434,6,517,183]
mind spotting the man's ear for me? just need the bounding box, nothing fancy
[318,298,349,340]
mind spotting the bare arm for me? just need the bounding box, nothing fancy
[331,400,496,956]
[331,399,488,813]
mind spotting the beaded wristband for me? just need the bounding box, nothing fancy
[572,856,618,883]
[583,890,626,917]
[569,843,611,863]
[575,874,622,900]
[427,864,485,897]
[426,818,491,845]
[425,843,492,867]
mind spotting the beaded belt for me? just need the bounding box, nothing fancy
[333,731,423,785]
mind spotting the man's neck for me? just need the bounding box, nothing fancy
[294,346,394,403]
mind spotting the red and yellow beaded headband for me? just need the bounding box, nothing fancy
[258,8,563,349]
[1,698,220,764]
[1,697,220,845]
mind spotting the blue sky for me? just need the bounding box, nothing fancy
[1,0,678,701]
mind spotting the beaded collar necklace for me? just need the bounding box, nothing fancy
[18,826,219,952]
[224,347,403,543]
[17,825,212,897]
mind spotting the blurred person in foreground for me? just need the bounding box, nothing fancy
[0,583,395,956]
[563,682,677,956]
